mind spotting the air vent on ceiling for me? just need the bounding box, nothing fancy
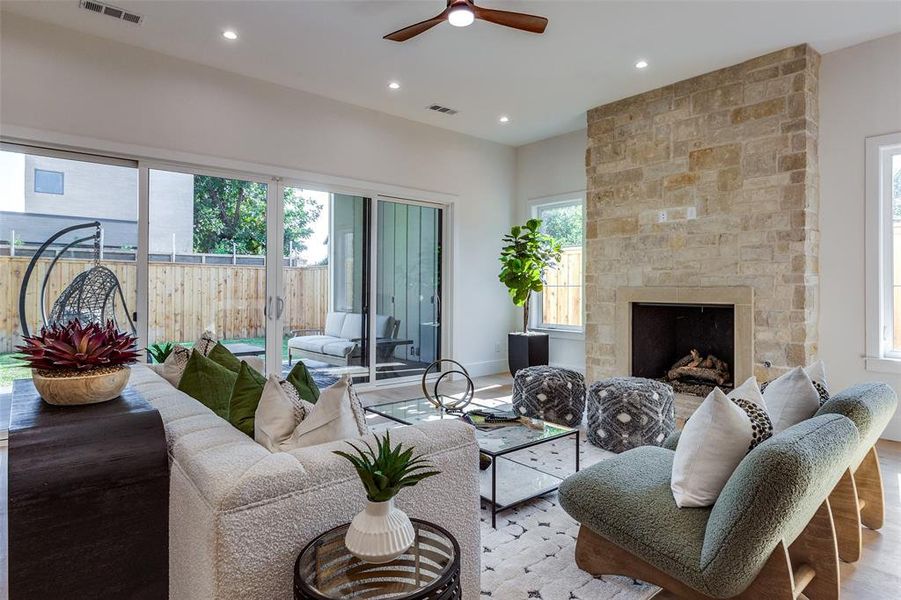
[427,104,459,116]
[79,0,143,25]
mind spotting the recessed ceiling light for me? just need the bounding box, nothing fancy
[448,6,475,27]
[635,60,649,69]
[222,30,238,40]
[388,81,401,90]
[499,115,510,124]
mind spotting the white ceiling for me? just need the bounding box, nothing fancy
[3,1,900,146]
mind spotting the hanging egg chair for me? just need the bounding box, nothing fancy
[18,221,136,337]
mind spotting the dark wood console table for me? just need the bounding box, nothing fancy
[8,379,169,599]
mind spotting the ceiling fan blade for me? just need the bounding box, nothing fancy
[384,10,450,42]
[473,7,548,34]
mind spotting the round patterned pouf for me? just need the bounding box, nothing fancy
[512,366,586,427]
[586,377,675,452]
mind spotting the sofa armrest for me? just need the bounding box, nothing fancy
[175,420,481,600]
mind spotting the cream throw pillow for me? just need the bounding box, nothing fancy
[761,366,820,434]
[157,344,192,387]
[256,375,369,452]
[255,375,314,452]
[671,377,773,508]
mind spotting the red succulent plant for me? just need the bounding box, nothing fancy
[16,320,140,372]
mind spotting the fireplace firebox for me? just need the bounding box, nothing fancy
[631,302,735,394]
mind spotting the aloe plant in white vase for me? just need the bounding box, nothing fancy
[334,432,440,563]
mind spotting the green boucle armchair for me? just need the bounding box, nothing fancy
[559,414,859,600]
[663,381,897,563]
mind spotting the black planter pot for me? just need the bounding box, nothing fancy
[507,332,549,377]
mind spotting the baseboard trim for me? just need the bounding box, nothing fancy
[464,359,509,378]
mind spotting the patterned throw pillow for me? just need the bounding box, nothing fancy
[671,377,772,508]
[193,330,218,356]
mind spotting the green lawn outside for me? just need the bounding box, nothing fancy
[0,352,29,391]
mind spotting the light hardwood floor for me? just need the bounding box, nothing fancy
[0,376,898,599]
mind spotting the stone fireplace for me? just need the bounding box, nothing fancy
[617,286,753,396]
[584,44,820,385]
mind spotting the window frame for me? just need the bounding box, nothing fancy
[529,193,585,334]
[865,131,901,372]
[33,168,65,195]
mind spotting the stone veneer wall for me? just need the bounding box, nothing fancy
[584,44,820,382]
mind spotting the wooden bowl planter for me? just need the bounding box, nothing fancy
[32,365,131,406]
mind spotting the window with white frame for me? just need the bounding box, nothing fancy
[531,196,584,330]
[866,132,901,369]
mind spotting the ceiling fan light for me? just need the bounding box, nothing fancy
[448,7,475,27]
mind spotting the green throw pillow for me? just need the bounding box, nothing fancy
[228,361,267,437]
[286,361,320,404]
[207,342,243,373]
[178,350,238,419]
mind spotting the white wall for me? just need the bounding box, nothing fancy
[0,13,516,377]
[514,129,587,372]
[820,32,901,440]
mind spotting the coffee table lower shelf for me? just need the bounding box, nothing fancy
[480,458,567,527]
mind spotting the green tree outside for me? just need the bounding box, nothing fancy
[192,176,323,256]
[539,204,583,247]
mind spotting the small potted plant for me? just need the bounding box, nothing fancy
[334,432,440,563]
[498,218,562,375]
[17,320,140,405]
[147,341,174,364]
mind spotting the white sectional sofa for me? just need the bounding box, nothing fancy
[128,364,481,599]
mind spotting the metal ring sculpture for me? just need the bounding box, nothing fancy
[421,359,475,412]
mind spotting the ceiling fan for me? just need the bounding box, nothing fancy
[383,0,548,42]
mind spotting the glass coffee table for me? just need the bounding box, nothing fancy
[367,398,580,528]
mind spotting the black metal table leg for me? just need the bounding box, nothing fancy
[575,431,580,472]
[491,455,497,529]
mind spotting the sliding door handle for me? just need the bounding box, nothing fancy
[276,297,284,319]
[264,296,273,319]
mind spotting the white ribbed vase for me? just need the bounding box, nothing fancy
[344,498,415,564]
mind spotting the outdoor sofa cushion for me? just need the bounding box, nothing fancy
[560,413,858,598]
[323,312,347,337]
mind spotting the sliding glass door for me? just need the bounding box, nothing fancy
[274,189,444,385]
[147,168,271,368]
[0,145,138,393]
[279,185,370,386]
[375,198,442,381]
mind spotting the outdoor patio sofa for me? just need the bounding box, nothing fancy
[287,311,399,367]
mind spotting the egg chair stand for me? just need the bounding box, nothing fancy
[18,221,136,337]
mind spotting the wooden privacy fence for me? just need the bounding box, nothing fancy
[542,247,583,327]
[0,256,328,353]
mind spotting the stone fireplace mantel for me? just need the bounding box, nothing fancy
[615,286,754,385]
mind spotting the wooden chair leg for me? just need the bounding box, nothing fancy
[573,500,839,600]
[786,499,840,600]
[854,446,885,530]
[829,468,862,562]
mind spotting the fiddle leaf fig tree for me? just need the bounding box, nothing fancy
[498,218,562,333]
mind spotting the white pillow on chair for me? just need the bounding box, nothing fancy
[760,366,820,434]
[671,377,773,508]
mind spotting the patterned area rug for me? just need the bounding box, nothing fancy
[478,435,661,600]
